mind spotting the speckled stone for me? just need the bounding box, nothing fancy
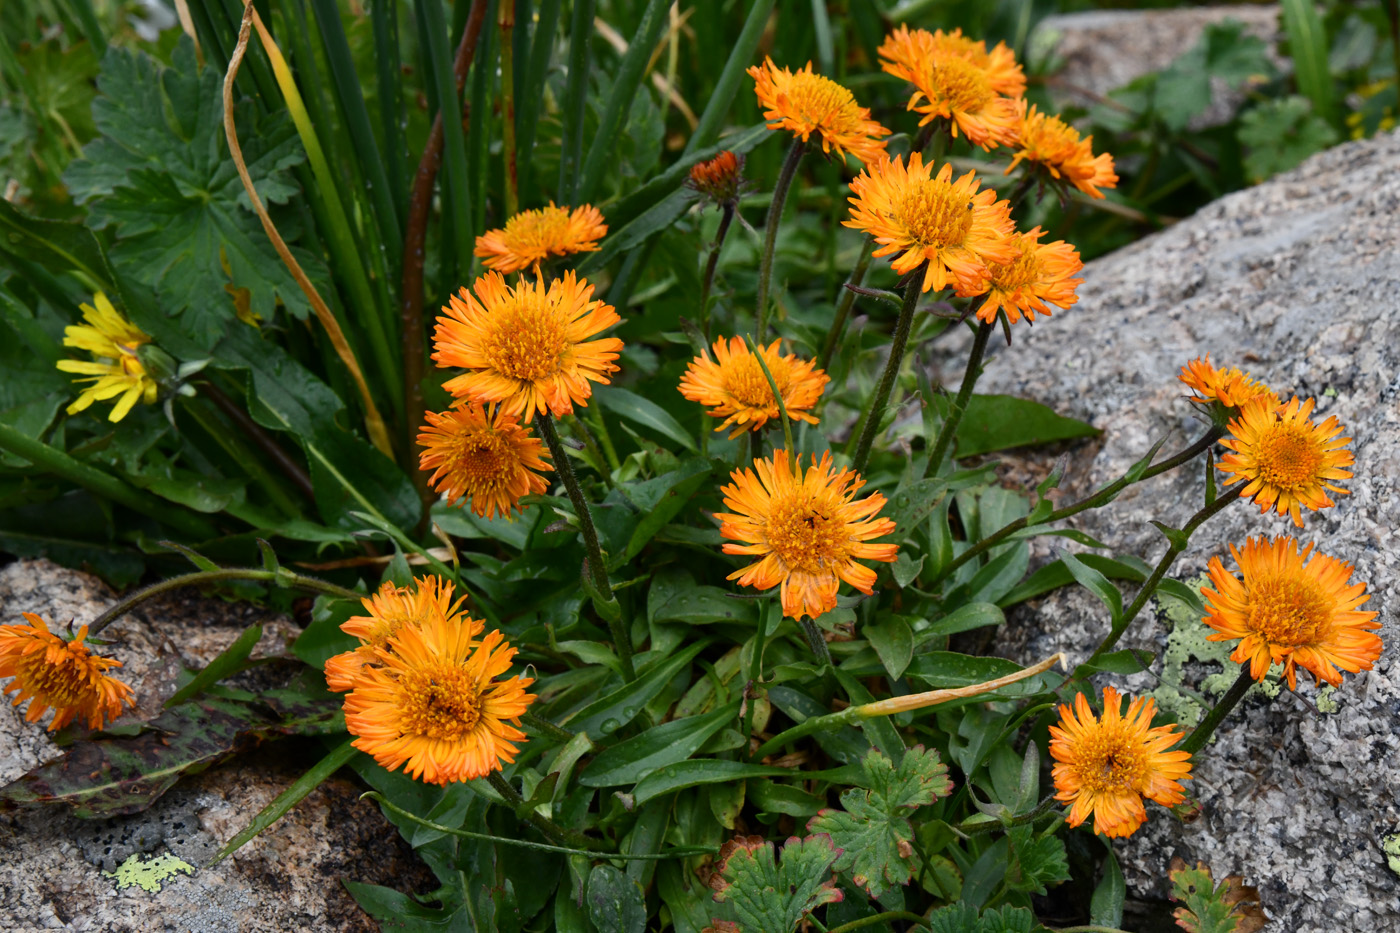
[0,559,433,932]
[943,131,1400,930]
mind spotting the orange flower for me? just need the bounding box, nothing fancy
[1178,356,1279,409]
[344,616,535,785]
[678,336,829,439]
[974,227,1083,325]
[748,57,890,165]
[688,150,746,205]
[0,614,134,731]
[844,153,1017,295]
[1203,537,1381,690]
[1006,101,1118,199]
[879,25,1026,99]
[325,576,479,693]
[1217,396,1353,527]
[474,203,607,274]
[717,451,898,620]
[878,26,1023,149]
[432,271,623,421]
[418,401,552,519]
[1049,686,1192,839]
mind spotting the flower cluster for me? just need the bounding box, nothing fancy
[327,576,535,784]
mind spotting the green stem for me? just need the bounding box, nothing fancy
[536,413,635,681]
[742,604,770,756]
[487,771,587,848]
[816,236,875,371]
[800,618,834,670]
[0,420,217,542]
[699,203,735,344]
[850,267,925,474]
[826,913,929,933]
[931,427,1225,584]
[1178,666,1254,756]
[755,139,806,339]
[1080,484,1242,669]
[747,335,793,452]
[89,568,361,636]
[923,318,992,477]
[523,710,576,745]
[953,794,1059,835]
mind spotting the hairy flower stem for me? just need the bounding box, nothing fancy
[742,605,770,757]
[1178,666,1254,756]
[817,236,876,371]
[931,427,1227,585]
[800,617,834,670]
[699,203,735,343]
[535,413,635,681]
[755,139,806,340]
[923,319,994,477]
[522,711,577,745]
[1081,483,1243,670]
[850,267,925,474]
[486,771,591,849]
[89,568,361,637]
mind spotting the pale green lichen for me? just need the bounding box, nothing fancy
[104,853,195,893]
[1383,834,1400,877]
[1316,685,1339,713]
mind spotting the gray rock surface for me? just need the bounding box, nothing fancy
[954,131,1400,929]
[0,559,431,932]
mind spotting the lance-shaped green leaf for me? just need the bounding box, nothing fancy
[805,746,954,898]
[1169,858,1267,933]
[710,835,843,933]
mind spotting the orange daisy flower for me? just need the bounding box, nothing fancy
[0,614,135,731]
[1049,686,1192,839]
[879,26,1026,99]
[344,616,535,785]
[1006,101,1118,199]
[748,57,891,165]
[974,227,1083,325]
[1217,396,1354,528]
[716,451,898,620]
[474,202,607,274]
[1203,537,1381,690]
[844,153,1017,295]
[431,271,623,421]
[1178,356,1280,410]
[678,336,830,439]
[878,27,1023,149]
[325,576,479,693]
[418,401,552,519]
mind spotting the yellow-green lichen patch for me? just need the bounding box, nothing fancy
[1384,834,1400,877]
[104,853,195,893]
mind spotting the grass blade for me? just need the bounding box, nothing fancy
[418,0,477,283]
[165,624,263,708]
[1281,0,1337,127]
[682,0,776,157]
[371,0,409,220]
[559,0,596,203]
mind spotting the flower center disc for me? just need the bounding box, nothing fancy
[1254,425,1324,491]
[991,243,1038,290]
[455,432,514,491]
[928,56,993,111]
[1246,573,1331,646]
[896,180,974,250]
[399,665,481,741]
[1075,731,1148,793]
[766,493,845,573]
[486,298,569,382]
[787,72,858,127]
[722,355,780,409]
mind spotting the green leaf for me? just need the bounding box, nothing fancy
[882,477,948,543]
[343,880,467,931]
[997,554,1147,608]
[1091,844,1126,928]
[925,902,1038,933]
[864,615,914,680]
[748,779,826,818]
[1061,551,1123,623]
[1238,95,1338,183]
[586,865,646,933]
[946,395,1099,458]
[593,385,697,452]
[618,459,712,560]
[1082,648,1155,676]
[562,640,709,739]
[579,703,737,787]
[805,746,954,898]
[922,603,1003,641]
[710,835,843,933]
[652,585,757,626]
[165,623,262,707]
[1006,832,1070,895]
[632,760,848,807]
[1169,859,1264,933]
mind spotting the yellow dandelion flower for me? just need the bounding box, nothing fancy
[56,293,159,422]
[974,227,1083,326]
[1203,537,1381,690]
[1006,101,1119,199]
[1217,396,1353,527]
[418,401,552,519]
[716,450,898,621]
[344,617,535,785]
[1178,356,1280,409]
[844,153,1018,295]
[474,202,607,275]
[324,576,479,693]
[748,57,891,165]
[431,271,623,421]
[678,336,830,439]
[0,614,135,731]
[878,25,1026,100]
[1049,686,1192,839]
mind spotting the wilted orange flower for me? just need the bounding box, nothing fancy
[0,614,134,731]
[56,292,160,423]
[1006,101,1118,199]
[474,203,607,274]
[1178,356,1279,409]
[717,451,898,620]
[1203,537,1380,690]
[344,616,535,784]
[1217,396,1353,527]
[688,150,746,205]
[325,576,479,693]
[845,153,1017,295]
[748,57,890,165]
[975,227,1083,325]
[418,401,552,519]
[878,27,1022,148]
[432,271,623,421]
[678,336,829,439]
[878,26,1026,99]
[1049,686,1192,839]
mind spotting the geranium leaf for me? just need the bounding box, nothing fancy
[710,834,843,932]
[1169,858,1268,933]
